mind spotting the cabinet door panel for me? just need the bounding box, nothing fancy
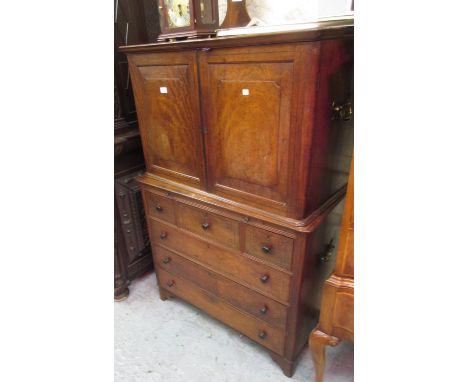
[128,52,205,188]
[200,48,296,212]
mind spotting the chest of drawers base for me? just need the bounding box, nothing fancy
[142,180,345,377]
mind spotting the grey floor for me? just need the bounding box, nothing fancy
[115,272,353,382]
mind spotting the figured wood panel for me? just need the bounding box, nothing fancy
[217,79,280,187]
[200,48,295,211]
[128,52,205,188]
[154,246,288,328]
[158,269,286,355]
[150,218,292,303]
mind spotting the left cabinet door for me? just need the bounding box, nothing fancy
[128,51,206,189]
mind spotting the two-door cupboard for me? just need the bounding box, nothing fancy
[121,19,353,376]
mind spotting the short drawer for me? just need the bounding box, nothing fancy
[150,219,291,303]
[144,190,176,224]
[245,225,294,270]
[176,203,240,249]
[155,246,288,329]
[158,269,286,355]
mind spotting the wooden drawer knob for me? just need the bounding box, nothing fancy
[259,305,268,315]
[155,204,163,212]
[258,330,267,339]
[201,223,210,230]
[162,257,171,264]
[262,245,272,254]
[166,280,175,288]
[160,232,168,239]
[260,274,269,283]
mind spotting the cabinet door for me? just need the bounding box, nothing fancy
[128,51,205,189]
[200,46,298,214]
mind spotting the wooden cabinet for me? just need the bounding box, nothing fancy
[309,155,354,382]
[121,19,353,377]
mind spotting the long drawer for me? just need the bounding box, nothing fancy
[150,218,291,303]
[158,269,286,355]
[154,246,288,329]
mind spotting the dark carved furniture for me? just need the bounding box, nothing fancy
[114,0,160,300]
[309,155,354,382]
[120,18,353,376]
[114,167,153,300]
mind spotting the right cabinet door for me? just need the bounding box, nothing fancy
[200,45,301,214]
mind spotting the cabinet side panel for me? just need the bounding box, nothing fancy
[294,199,345,356]
[305,39,354,215]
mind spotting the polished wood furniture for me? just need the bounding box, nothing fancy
[309,155,354,382]
[121,19,353,376]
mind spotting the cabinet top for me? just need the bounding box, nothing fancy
[119,16,353,54]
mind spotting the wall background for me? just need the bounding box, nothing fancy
[218,0,351,26]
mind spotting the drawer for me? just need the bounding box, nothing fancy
[158,269,286,355]
[176,203,240,249]
[144,190,176,224]
[150,219,291,303]
[245,225,294,270]
[155,246,287,329]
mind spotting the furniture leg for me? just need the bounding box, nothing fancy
[159,287,174,301]
[114,281,130,301]
[309,329,340,382]
[269,352,294,377]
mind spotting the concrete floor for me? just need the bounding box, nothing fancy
[115,272,353,382]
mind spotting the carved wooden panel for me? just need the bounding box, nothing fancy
[128,52,205,189]
[201,49,295,210]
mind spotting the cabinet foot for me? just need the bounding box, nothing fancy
[269,352,294,377]
[309,329,340,382]
[114,279,130,301]
[159,287,174,301]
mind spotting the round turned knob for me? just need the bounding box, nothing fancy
[155,204,163,212]
[166,280,175,287]
[262,245,272,254]
[260,274,269,284]
[201,223,210,230]
[160,232,168,239]
[259,305,268,315]
[162,257,171,264]
[258,330,267,339]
